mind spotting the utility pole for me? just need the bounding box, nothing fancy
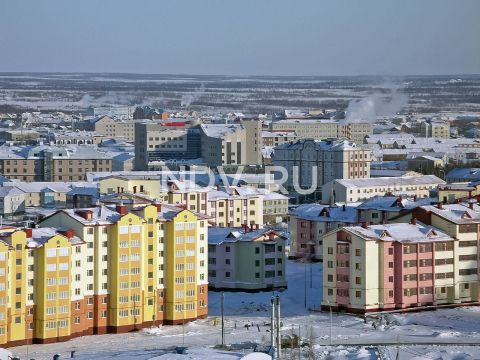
[298,325,301,359]
[310,262,312,289]
[270,297,276,359]
[276,295,281,359]
[221,292,225,347]
[304,262,307,308]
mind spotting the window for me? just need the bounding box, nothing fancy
[255,247,260,254]
[403,260,417,268]
[355,249,361,256]
[355,277,361,285]
[435,258,454,265]
[435,242,454,251]
[404,274,417,281]
[459,269,477,276]
[355,290,361,298]
[403,288,417,297]
[419,259,432,267]
[420,273,433,281]
[459,240,477,248]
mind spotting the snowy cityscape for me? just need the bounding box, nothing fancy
[1,1,480,359]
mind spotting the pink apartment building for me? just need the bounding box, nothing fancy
[322,220,480,313]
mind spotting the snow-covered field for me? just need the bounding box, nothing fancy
[8,261,480,360]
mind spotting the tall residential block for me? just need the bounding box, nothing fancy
[0,203,208,346]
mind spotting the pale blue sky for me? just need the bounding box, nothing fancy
[0,0,479,76]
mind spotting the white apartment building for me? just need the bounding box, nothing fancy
[322,175,445,203]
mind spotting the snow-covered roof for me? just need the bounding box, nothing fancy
[56,206,122,225]
[275,138,360,151]
[290,203,358,223]
[26,227,83,247]
[357,195,433,211]
[208,227,285,245]
[420,202,480,224]
[446,168,480,181]
[335,175,445,188]
[200,124,243,138]
[344,223,453,243]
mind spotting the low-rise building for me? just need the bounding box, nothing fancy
[322,175,445,203]
[0,186,25,215]
[438,182,480,204]
[208,227,287,291]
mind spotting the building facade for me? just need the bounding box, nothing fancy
[322,218,480,313]
[208,227,287,291]
[0,203,209,346]
[273,139,371,196]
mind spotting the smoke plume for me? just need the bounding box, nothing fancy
[345,83,408,123]
[181,83,205,108]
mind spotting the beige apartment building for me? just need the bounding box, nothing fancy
[77,116,145,142]
[270,119,372,144]
[0,146,112,182]
[199,120,262,167]
[323,175,445,203]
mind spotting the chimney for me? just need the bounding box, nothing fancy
[411,217,417,225]
[437,202,443,210]
[469,202,474,210]
[61,229,75,238]
[76,210,93,220]
[342,204,346,212]
[243,223,249,233]
[361,222,368,229]
[250,223,254,231]
[154,203,162,213]
[24,228,32,238]
[229,221,233,227]
[413,195,417,202]
[117,186,120,193]
[255,224,259,230]
[116,204,127,215]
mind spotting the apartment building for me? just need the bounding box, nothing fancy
[76,115,141,142]
[0,203,210,346]
[262,131,297,147]
[0,146,112,182]
[273,139,371,195]
[199,120,262,167]
[134,122,201,170]
[420,119,450,139]
[270,119,372,144]
[208,227,287,291]
[289,203,358,260]
[322,221,479,314]
[322,175,445,203]
[257,189,289,225]
[208,186,264,227]
[356,195,433,225]
[47,131,105,145]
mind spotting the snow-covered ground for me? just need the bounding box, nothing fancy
[8,261,480,360]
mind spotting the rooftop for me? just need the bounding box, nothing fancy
[335,175,445,188]
[343,222,453,243]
